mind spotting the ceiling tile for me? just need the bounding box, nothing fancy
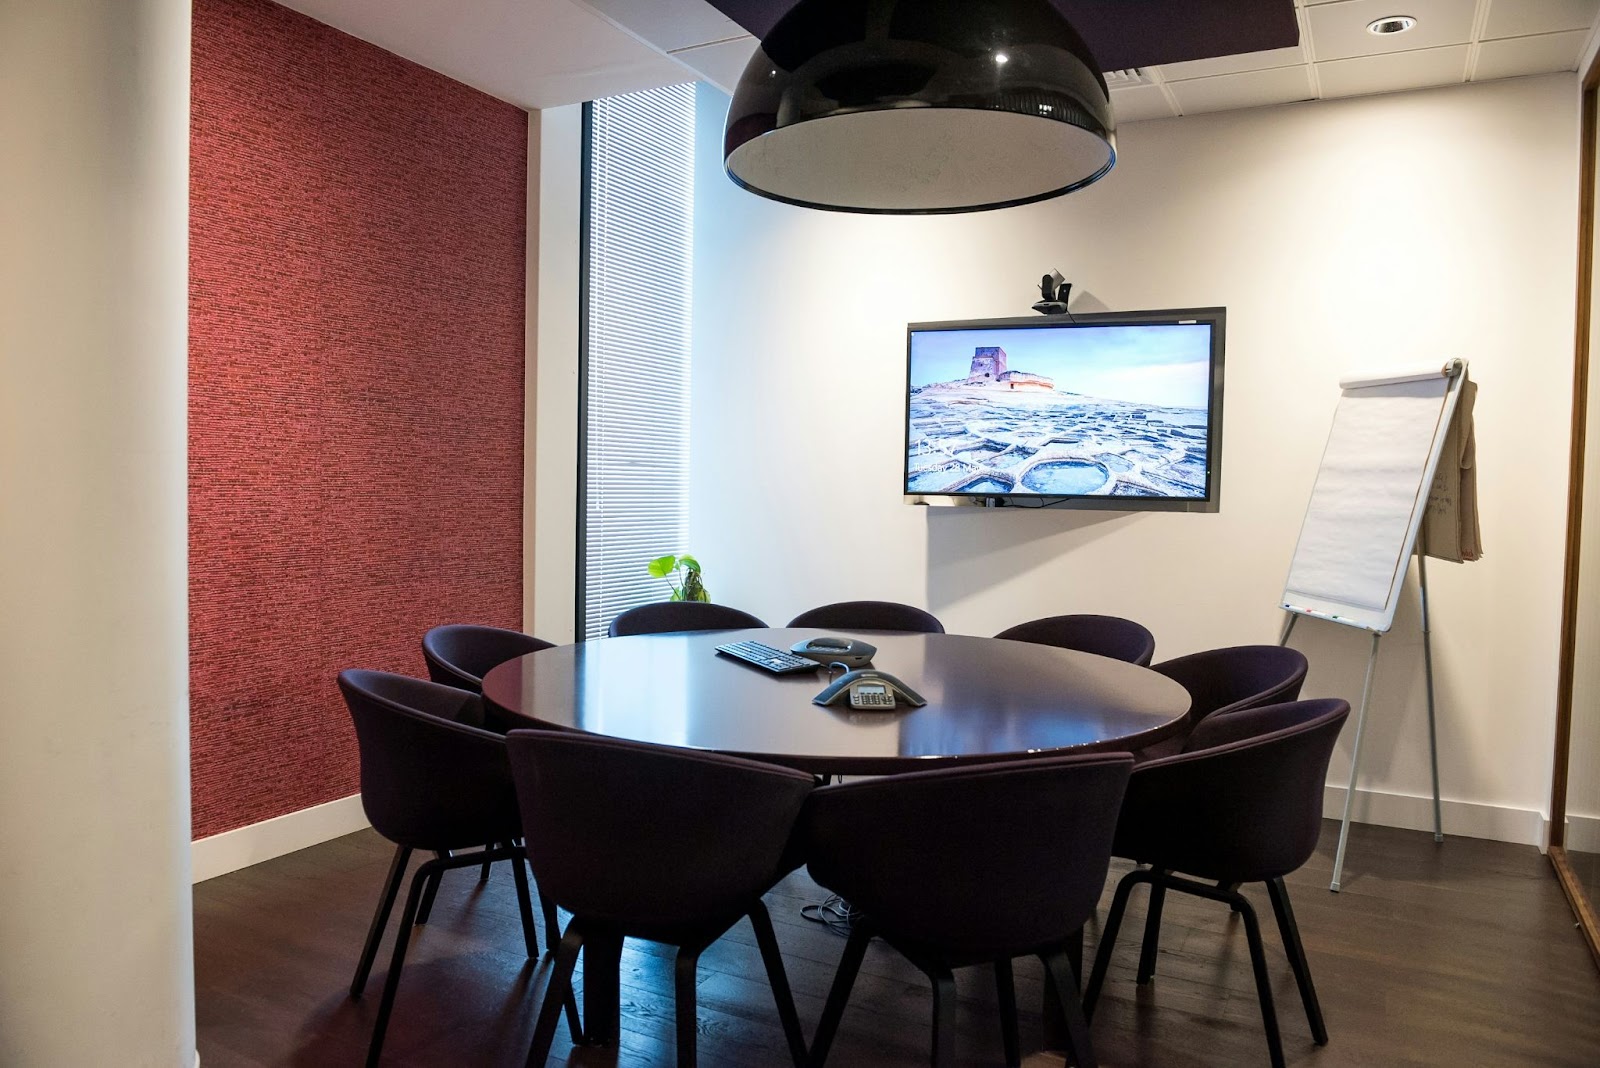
[1473,29,1590,79]
[1317,44,1469,97]
[1159,45,1308,81]
[671,35,759,93]
[578,0,746,54]
[274,0,692,109]
[1482,0,1600,40]
[1307,0,1477,62]
[1167,64,1315,114]
[1110,83,1179,122]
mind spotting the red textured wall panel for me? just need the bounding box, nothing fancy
[189,0,527,839]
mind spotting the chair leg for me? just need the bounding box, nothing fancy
[539,889,561,960]
[526,923,585,1068]
[1084,867,1147,1019]
[508,850,540,959]
[748,901,808,1067]
[415,850,449,925]
[809,922,873,1068]
[481,842,493,883]
[1267,877,1328,1046]
[1234,892,1287,1068]
[1040,948,1097,1068]
[1220,880,1244,914]
[365,858,439,1067]
[675,945,704,1068]
[1137,875,1168,984]
[994,958,1021,1067]
[351,844,411,998]
[927,964,957,1068]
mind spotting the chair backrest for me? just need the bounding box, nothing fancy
[422,623,554,692]
[993,614,1156,666]
[506,731,814,932]
[1150,644,1308,727]
[786,600,945,633]
[338,669,523,851]
[607,601,767,637]
[802,753,1133,960]
[1114,698,1350,883]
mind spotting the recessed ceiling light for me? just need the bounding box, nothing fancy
[1367,15,1417,35]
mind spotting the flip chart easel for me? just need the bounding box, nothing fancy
[1279,359,1467,892]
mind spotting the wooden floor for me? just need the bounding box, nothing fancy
[195,821,1600,1067]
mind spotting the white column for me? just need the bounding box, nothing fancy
[0,2,196,1065]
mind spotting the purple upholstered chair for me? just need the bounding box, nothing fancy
[1083,698,1351,1068]
[338,669,550,1067]
[786,600,945,633]
[1136,644,1309,760]
[506,730,813,1068]
[606,600,767,637]
[422,623,553,693]
[803,753,1134,1068]
[994,614,1156,666]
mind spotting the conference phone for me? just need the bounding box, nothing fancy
[813,668,926,710]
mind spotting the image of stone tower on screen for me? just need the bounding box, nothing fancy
[965,346,1053,390]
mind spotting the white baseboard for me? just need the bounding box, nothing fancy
[1324,783,1545,848]
[1561,812,1600,852]
[191,793,369,883]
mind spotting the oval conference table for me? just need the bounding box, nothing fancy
[481,627,1192,1048]
[481,628,1192,775]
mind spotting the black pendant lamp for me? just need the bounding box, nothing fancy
[724,0,1116,214]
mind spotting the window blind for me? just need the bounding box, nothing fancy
[580,84,696,641]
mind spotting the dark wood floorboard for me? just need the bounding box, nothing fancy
[194,821,1600,1066]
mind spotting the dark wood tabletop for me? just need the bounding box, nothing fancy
[481,628,1191,775]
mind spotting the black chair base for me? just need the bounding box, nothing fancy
[808,921,1097,1068]
[350,843,556,1066]
[1084,868,1328,1068]
[526,900,806,1068]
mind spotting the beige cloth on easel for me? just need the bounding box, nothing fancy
[1420,377,1481,563]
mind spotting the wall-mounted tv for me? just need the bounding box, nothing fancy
[905,308,1225,511]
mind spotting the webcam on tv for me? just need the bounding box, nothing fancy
[1033,270,1072,315]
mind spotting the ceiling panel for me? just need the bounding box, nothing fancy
[698,0,1300,72]
[1306,0,1477,62]
[1474,28,1589,79]
[1482,0,1600,40]
[1110,83,1179,122]
[274,0,691,109]
[1165,64,1315,115]
[672,35,761,91]
[582,0,747,54]
[1318,44,1470,98]
[1160,45,1308,82]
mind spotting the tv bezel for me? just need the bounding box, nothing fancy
[903,307,1226,512]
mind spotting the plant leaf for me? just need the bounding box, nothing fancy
[646,554,678,578]
[678,554,701,573]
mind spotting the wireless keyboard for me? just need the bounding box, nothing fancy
[715,640,822,674]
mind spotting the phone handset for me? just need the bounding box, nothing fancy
[813,669,927,710]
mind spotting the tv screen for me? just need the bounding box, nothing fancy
[904,308,1225,510]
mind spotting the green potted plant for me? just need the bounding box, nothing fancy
[647,553,709,602]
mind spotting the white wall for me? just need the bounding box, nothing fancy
[691,75,1580,844]
[529,104,584,644]
[1564,83,1600,852]
[0,0,196,1062]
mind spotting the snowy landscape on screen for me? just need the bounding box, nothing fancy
[906,323,1213,498]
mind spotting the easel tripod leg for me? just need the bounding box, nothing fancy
[1418,555,1444,844]
[1331,632,1382,893]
